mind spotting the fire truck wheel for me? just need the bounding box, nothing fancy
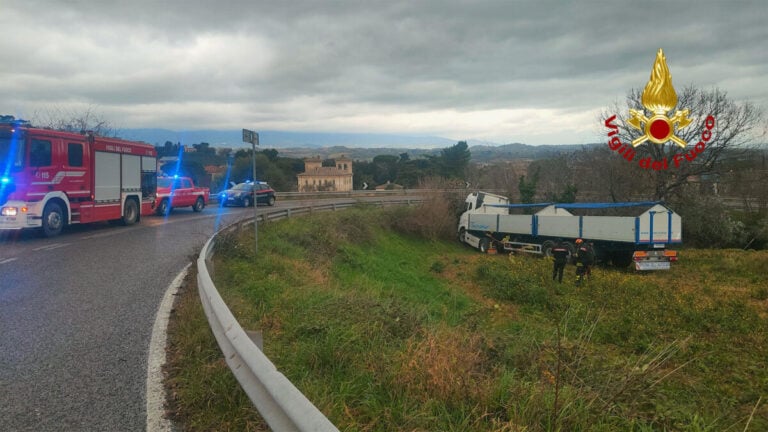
[156,199,170,216]
[121,199,139,226]
[192,197,205,212]
[42,202,64,237]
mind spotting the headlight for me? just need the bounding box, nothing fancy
[1,207,18,216]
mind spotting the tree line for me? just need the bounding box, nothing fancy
[155,140,472,193]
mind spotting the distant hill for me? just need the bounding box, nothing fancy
[117,128,458,149]
[260,143,601,163]
[116,128,601,162]
[469,143,602,162]
[274,146,441,161]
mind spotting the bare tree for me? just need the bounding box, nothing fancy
[467,161,519,199]
[570,147,652,202]
[528,155,578,202]
[601,54,765,202]
[31,106,116,137]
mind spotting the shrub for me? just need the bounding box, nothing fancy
[671,194,748,248]
[389,187,465,241]
[475,257,554,310]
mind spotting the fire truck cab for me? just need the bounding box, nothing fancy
[1,116,158,237]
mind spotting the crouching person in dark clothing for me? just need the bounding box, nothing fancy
[551,241,569,283]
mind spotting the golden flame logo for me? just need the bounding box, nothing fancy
[627,49,691,148]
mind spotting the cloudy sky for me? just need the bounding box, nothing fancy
[1,1,766,145]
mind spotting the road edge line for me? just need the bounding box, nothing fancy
[146,263,190,432]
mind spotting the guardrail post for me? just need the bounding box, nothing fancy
[246,330,263,351]
[286,208,291,218]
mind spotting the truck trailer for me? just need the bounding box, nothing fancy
[457,191,681,270]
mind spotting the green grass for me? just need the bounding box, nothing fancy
[166,205,768,431]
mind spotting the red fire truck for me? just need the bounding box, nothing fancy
[1,116,157,237]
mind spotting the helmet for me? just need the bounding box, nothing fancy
[575,238,583,244]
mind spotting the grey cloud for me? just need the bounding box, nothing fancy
[2,0,766,144]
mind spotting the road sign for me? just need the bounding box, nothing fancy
[242,129,259,145]
[362,182,368,190]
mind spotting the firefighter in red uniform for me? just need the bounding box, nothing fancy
[574,239,595,285]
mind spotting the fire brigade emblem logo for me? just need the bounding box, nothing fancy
[627,49,691,148]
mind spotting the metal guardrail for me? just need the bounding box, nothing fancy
[276,189,423,199]
[196,199,419,431]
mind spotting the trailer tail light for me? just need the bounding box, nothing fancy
[664,250,678,262]
[633,251,648,261]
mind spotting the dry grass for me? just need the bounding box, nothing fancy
[398,324,487,403]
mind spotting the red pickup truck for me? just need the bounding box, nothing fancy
[155,176,209,215]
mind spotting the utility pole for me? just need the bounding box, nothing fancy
[243,129,259,255]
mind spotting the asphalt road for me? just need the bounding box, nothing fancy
[0,201,298,431]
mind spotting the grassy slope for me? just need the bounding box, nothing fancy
[166,206,768,431]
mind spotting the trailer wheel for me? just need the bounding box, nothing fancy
[611,251,633,268]
[541,240,555,257]
[42,202,65,237]
[121,198,139,226]
[478,238,490,253]
[192,197,205,212]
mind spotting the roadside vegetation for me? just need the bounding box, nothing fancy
[165,199,767,431]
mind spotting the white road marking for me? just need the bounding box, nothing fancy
[0,257,18,265]
[146,263,190,432]
[32,243,69,251]
[80,230,131,240]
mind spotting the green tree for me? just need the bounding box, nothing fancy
[518,167,540,205]
[372,155,399,185]
[439,141,471,178]
[262,148,279,162]
[192,142,215,155]
[552,184,578,203]
[160,141,177,157]
[159,160,208,186]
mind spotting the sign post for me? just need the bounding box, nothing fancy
[242,129,259,255]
